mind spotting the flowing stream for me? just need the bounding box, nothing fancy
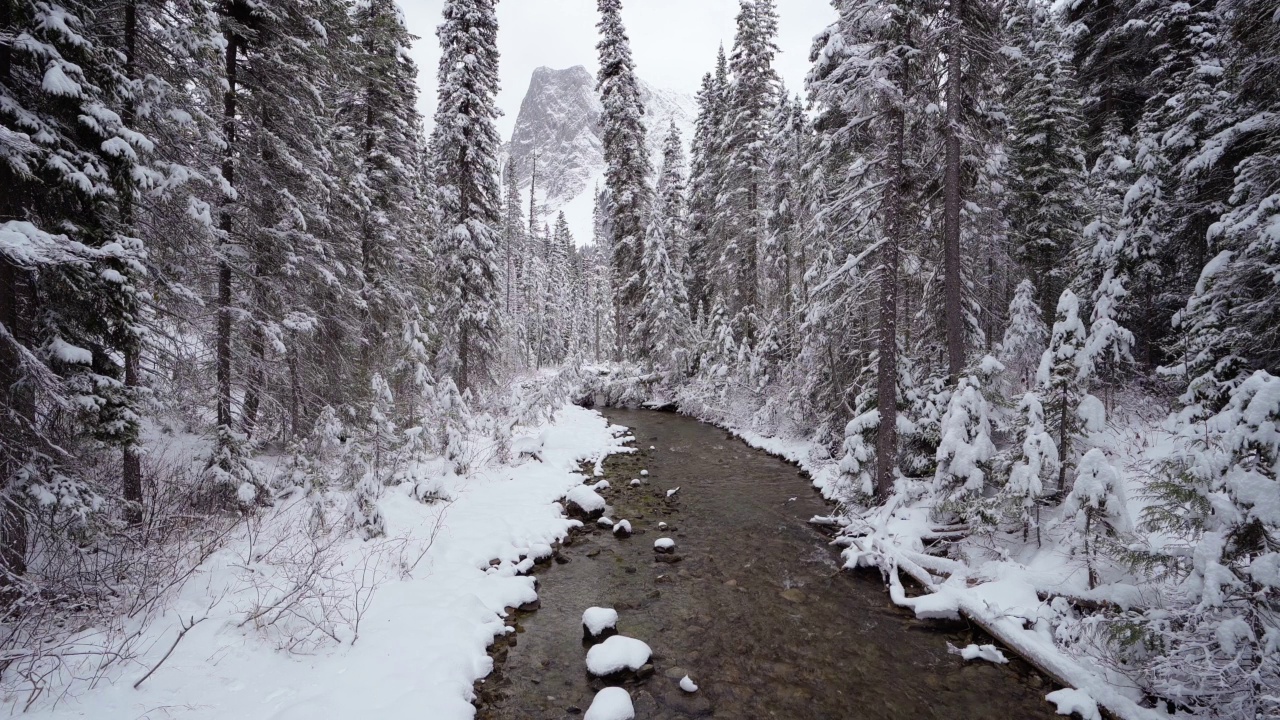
[475,408,1060,719]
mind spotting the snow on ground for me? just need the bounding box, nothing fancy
[584,686,635,720]
[1046,688,1102,720]
[582,607,619,637]
[585,636,652,676]
[566,483,608,515]
[22,404,625,720]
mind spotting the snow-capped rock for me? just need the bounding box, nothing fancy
[666,487,680,498]
[585,686,635,720]
[585,635,652,676]
[613,519,632,538]
[679,675,698,693]
[654,538,676,553]
[565,484,606,518]
[582,606,619,641]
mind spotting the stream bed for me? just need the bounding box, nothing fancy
[475,408,1061,719]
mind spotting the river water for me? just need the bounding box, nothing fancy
[475,408,1059,719]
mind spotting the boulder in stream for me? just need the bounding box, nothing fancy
[585,686,635,720]
[586,635,652,677]
[582,606,619,642]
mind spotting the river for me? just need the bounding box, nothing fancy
[475,408,1059,719]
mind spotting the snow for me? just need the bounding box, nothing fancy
[952,643,1009,664]
[582,607,619,636]
[585,635,652,676]
[1045,688,1101,720]
[629,478,641,486]
[613,519,632,535]
[592,479,611,491]
[597,516,614,528]
[584,686,635,720]
[666,487,680,497]
[22,404,627,720]
[654,538,675,551]
[565,484,607,514]
[679,675,699,692]
[640,469,648,476]
[48,337,92,365]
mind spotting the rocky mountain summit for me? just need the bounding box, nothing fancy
[505,66,696,243]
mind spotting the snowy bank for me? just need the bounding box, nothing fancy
[18,404,626,720]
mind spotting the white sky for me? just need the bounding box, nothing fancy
[399,0,837,139]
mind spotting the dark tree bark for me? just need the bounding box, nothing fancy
[121,0,144,526]
[943,0,965,383]
[216,22,239,462]
[875,50,909,502]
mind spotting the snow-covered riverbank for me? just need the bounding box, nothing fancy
[19,404,627,720]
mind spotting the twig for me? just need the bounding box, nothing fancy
[132,616,206,690]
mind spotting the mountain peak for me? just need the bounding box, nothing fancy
[507,66,696,245]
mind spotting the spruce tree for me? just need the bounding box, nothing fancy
[431,0,503,391]
[595,0,651,358]
[1005,0,1089,324]
[718,0,781,346]
[640,123,692,375]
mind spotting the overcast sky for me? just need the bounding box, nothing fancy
[399,0,837,139]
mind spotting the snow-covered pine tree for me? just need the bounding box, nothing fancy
[1078,117,1135,406]
[1037,289,1089,496]
[941,0,1000,381]
[431,0,503,391]
[764,95,807,361]
[998,279,1050,396]
[1,0,150,577]
[1139,369,1280,716]
[718,0,781,347]
[807,0,934,499]
[686,48,729,325]
[595,0,651,359]
[639,122,691,376]
[933,360,1001,524]
[1002,391,1059,543]
[1061,0,1151,142]
[1063,448,1129,588]
[1004,0,1088,324]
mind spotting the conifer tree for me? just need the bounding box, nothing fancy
[596,0,651,358]
[640,123,691,375]
[1037,289,1089,495]
[718,0,781,346]
[431,0,503,391]
[1005,0,1088,324]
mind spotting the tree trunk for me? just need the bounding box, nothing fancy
[0,259,30,587]
[216,28,239,465]
[0,1,29,584]
[241,322,264,439]
[875,48,909,502]
[943,0,965,383]
[121,0,143,527]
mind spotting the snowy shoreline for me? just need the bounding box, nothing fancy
[16,404,628,720]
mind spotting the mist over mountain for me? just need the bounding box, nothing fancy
[504,65,696,245]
